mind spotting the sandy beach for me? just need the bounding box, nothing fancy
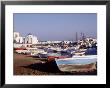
[14,53,97,75]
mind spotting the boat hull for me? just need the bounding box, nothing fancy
[58,63,96,72]
[55,55,97,72]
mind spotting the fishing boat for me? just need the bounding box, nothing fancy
[47,53,63,62]
[37,52,48,58]
[14,48,30,54]
[55,47,97,72]
[47,51,72,62]
[55,55,97,72]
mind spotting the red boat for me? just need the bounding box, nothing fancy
[14,48,27,50]
[47,53,70,62]
[14,48,30,54]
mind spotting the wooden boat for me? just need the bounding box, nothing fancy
[55,55,97,72]
[47,52,72,62]
[14,48,30,54]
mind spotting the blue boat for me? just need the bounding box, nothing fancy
[55,55,97,72]
[55,48,97,72]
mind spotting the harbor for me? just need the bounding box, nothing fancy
[13,14,97,75]
[14,32,97,75]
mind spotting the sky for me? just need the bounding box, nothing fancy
[14,13,97,41]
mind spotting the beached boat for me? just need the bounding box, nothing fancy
[31,51,48,58]
[47,53,62,61]
[47,51,72,62]
[55,55,97,72]
[14,48,30,54]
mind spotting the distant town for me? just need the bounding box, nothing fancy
[14,31,97,50]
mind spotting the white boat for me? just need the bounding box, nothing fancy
[55,55,97,72]
[14,48,30,54]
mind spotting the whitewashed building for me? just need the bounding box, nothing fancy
[14,32,20,39]
[25,33,38,44]
[14,32,38,48]
[14,32,24,44]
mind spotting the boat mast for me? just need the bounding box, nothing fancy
[76,32,78,42]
